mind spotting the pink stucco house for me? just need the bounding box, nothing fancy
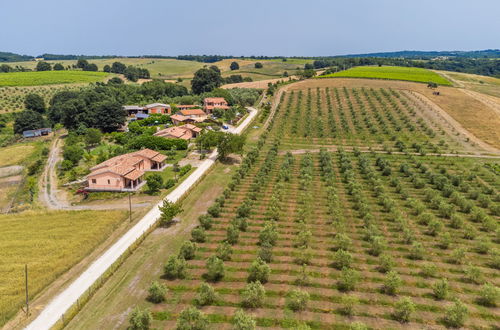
[86,149,167,192]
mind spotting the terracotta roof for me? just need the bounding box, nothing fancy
[179,109,206,116]
[176,104,199,109]
[183,124,203,133]
[131,148,160,159]
[124,168,144,180]
[91,154,142,171]
[145,103,169,109]
[154,125,201,140]
[204,97,227,103]
[152,153,167,162]
[170,114,189,122]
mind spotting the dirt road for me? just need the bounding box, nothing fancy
[26,106,258,330]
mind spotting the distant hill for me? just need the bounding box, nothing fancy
[0,51,33,62]
[336,49,500,59]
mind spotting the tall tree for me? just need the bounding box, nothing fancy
[191,66,223,94]
[230,61,240,70]
[36,61,51,71]
[24,93,46,113]
[14,110,46,134]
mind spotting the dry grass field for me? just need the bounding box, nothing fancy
[0,210,127,326]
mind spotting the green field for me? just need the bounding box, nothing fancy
[320,66,452,85]
[0,71,109,87]
[0,210,127,326]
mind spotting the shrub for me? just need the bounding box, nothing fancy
[463,264,483,284]
[232,309,256,330]
[216,242,233,261]
[226,225,240,245]
[207,203,221,217]
[337,267,360,292]
[333,233,352,251]
[420,263,438,278]
[477,283,498,307]
[198,214,213,230]
[241,281,266,308]
[378,254,395,273]
[439,232,452,249]
[129,307,152,330]
[368,236,386,256]
[462,224,477,240]
[450,214,464,229]
[146,173,163,194]
[164,256,187,279]
[333,249,353,269]
[164,178,176,189]
[295,229,312,248]
[393,297,415,323]
[258,242,273,263]
[205,255,225,282]
[179,241,197,260]
[158,200,183,226]
[294,246,313,265]
[295,264,310,286]
[443,299,468,328]
[247,257,271,283]
[474,237,491,254]
[286,289,310,312]
[191,227,206,243]
[349,322,368,330]
[432,278,449,300]
[259,222,278,246]
[147,281,168,303]
[382,271,402,295]
[409,242,425,260]
[426,219,443,236]
[340,294,358,316]
[450,248,466,264]
[195,282,217,306]
[176,306,208,330]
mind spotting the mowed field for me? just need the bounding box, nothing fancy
[0,210,127,326]
[0,71,109,87]
[320,66,452,86]
[114,87,499,328]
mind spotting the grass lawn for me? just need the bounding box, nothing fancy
[0,143,36,167]
[0,71,109,87]
[0,210,127,326]
[319,66,452,85]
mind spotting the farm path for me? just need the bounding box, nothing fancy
[38,135,150,211]
[280,147,500,159]
[26,106,258,330]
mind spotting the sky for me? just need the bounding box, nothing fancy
[1,0,499,57]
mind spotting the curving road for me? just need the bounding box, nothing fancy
[25,107,258,330]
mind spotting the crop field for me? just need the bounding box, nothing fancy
[0,210,127,326]
[270,87,461,153]
[130,81,499,329]
[0,84,86,113]
[320,66,452,86]
[0,70,109,87]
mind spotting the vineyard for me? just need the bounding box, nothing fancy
[0,84,86,113]
[319,66,452,86]
[134,85,499,329]
[0,70,109,87]
[270,87,466,154]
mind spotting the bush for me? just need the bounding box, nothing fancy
[409,242,425,260]
[164,256,187,280]
[241,281,266,308]
[285,289,310,312]
[164,178,176,189]
[337,267,360,292]
[349,322,368,330]
[393,297,415,323]
[474,237,491,254]
[432,278,449,300]
[382,271,402,295]
[258,242,273,263]
[426,219,443,236]
[191,226,206,243]
[294,246,312,265]
[205,255,225,282]
[176,306,208,330]
[439,232,452,249]
[420,263,438,278]
[340,294,358,316]
[247,257,271,283]
[207,203,221,217]
[333,233,352,251]
[232,309,256,330]
[477,283,498,307]
[333,249,353,269]
[450,248,466,264]
[259,222,278,246]
[368,236,386,256]
[198,214,213,230]
[147,281,167,303]
[195,282,217,306]
[216,242,233,261]
[463,264,483,284]
[129,307,152,330]
[179,241,197,260]
[226,225,240,245]
[378,254,395,273]
[450,214,464,229]
[443,299,468,328]
[158,200,183,227]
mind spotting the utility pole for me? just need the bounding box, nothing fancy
[128,192,132,222]
[25,264,29,316]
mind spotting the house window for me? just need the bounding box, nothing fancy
[107,179,110,184]
[92,179,96,184]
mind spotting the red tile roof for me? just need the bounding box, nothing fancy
[179,109,206,116]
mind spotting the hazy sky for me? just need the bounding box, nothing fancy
[1,0,499,56]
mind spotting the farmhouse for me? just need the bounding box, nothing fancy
[154,124,202,140]
[22,128,52,138]
[145,103,171,115]
[176,104,200,111]
[123,103,171,119]
[203,97,229,114]
[179,109,207,121]
[87,148,167,191]
[170,114,193,125]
